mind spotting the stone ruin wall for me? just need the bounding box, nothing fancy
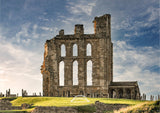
[41,14,141,99]
[41,14,113,98]
[0,100,21,110]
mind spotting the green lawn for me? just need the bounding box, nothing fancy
[11,97,145,107]
[0,97,151,113]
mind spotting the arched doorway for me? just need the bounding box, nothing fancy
[126,89,131,99]
[111,89,116,98]
[118,89,123,98]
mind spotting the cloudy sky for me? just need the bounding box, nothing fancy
[0,0,159,99]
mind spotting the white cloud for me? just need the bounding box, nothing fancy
[22,38,31,45]
[0,79,8,82]
[13,23,41,45]
[38,17,49,21]
[113,41,160,99]
[32,24,39,39]
[107,0,159,40]
[0,31,42,95]
[124,31,138,37]
[66,0,96,16]
[57,14,94,35]
[15,23,30,43]
[147,7,159,22]
[112,17,132,30]
[40,26,54,32]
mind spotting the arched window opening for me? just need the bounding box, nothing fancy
[86,43,91,56]
[67,91,70,97]
[59,61,64,86]
[118,89,123,98]
[87,60,92,86]
[73,61,78,85]
[46,77,49,96]
[79,91,84,95]
[61,44,66,57]
[63,91,65,97]
[73,44,78,56]
[126,89,131,99]
[111,89,116,98]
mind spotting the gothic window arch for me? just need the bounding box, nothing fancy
[59,61,64,86]
[87,60,92,86]
[73,44,78,56]
[73,60,78,85]
[86,43,91,56]
[61,44,66,57]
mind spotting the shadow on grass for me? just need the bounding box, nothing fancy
[0,110,28,113]
[75,104,96,112]
[1,97,18,101]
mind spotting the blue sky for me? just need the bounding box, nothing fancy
[0,0,159,99]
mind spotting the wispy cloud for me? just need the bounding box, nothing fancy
[147,7,159,22]
[113,41,160,98]
[107,0,159,41]
[38,17,49,21]
[40,26,54,32]
[57,14,94,34]
[13,23,40,45]
[66,0,96,16]
[0,31,42,95]
[15,23,31,43]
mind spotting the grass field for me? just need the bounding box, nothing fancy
[1,97,159,113]
[11,97,145,107]
[114,100,160,113]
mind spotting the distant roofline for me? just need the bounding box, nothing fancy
[110,81,138,86]
[111,81,137,83]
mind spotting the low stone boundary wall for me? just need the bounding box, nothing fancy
[94,101,128,113]
[0,100,21,110]
[0,100,31,111]
[0,99,129,113]
[31,106,78,113]
[31,101,128,113]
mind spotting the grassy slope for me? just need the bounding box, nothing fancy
[11,97,144,107]
[114,100,160,113]
[0,97,149,113]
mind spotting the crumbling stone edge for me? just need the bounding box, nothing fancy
[0,99,129,113]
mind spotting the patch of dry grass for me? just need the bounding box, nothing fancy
[114,100,160,113]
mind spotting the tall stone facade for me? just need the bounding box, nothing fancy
[41,14,140,99]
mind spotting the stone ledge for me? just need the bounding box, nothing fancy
[94,101,128,113]
[31,106,78,113]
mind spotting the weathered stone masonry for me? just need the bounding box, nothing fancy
[41,14,140,99]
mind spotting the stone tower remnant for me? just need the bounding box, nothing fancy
[41,14,140,99]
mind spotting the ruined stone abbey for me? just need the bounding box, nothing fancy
[41,14,140,99]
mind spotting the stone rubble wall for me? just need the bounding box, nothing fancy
[94,101,128,113]
[31,106,78,113]
[31,101,128,113]
[0,99,129,113]
[0,100,24,110]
